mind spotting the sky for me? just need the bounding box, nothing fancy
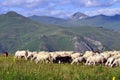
[0,0,120,18]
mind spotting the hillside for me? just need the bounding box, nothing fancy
[0,11,120,53]
[0,11,62,52]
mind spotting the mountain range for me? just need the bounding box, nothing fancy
[0,11,120,53]
[29,12,120,31]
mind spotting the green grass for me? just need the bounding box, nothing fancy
[0,55,120,80]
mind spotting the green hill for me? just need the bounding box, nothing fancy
[0,11,120,53]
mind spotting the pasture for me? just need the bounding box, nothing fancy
[0,55,120,80]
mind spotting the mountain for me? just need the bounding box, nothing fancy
[29,12,89,27]
[29,12,120,31]
[0,11,120,53]
[0,11,61,52]
[71,12,88,20]
[76,14,120,31]
[29,14,86,27]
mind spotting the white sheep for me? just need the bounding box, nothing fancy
[100,52,111,60]
[110,58,120,67]
[35,52,51,64]
[71,53,82,60]
[71,56,85,64]
[26,51,38,60]
[105,54,120,66]
[54,51,70,57]
[85,54,105,65]
[83,51,96,60]
[14,50,28,60]
[30,53,39,61]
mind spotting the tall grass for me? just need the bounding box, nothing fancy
[0,55,120,80]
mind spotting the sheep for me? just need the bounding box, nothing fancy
[110,58,120,67]
[85,56,93,65]
[26,51,37,60]
[71,56,85,64]
[105,54,120,66]
[70,53,82,61]
[49,52,58,62]
[49,51,72,63]
[30,53,39,61]
[14,50,28,60]
[83,51,97,60]
[54,51,70,57]
[35,52,51,64]
[53,56,72,63]
[49,51,73,63]
[85,54,106,65]
[100,52,111,60]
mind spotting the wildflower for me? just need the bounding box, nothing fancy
[112,77,116,80]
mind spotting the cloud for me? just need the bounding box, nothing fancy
[72,0,120,7]
[1,0,119,9]
[1,0,50,9]
[0,0,120,18]
[85,8,120,16]
[72,0,98,7]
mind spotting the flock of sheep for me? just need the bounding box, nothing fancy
[14,50,120,67]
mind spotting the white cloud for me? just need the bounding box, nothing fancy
[85,8,120,16]
[0,0,120,18]
[72,0,120,7]
[1,0,49,8]
[76,0,99,7]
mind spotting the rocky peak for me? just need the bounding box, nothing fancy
[71,12,88,20]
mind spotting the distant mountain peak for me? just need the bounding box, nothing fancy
[5,11,23,17]
[96,14,108,17]
[71,12,88,20]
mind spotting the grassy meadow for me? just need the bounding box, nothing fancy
[0,55,120,80]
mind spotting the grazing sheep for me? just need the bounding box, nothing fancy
[100,52,111,60]
[71,56,85,64]
[110,58,120,67]
[71,53,82,60]
[35,52,51,64]
[105,54,120,66]
[53,56,72,63]
[83,51,97,60]
[85,54,106,65]
[14,50,28,60]
[31,53,39,61]
[54,51,70,57]
[26,51,37,60]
